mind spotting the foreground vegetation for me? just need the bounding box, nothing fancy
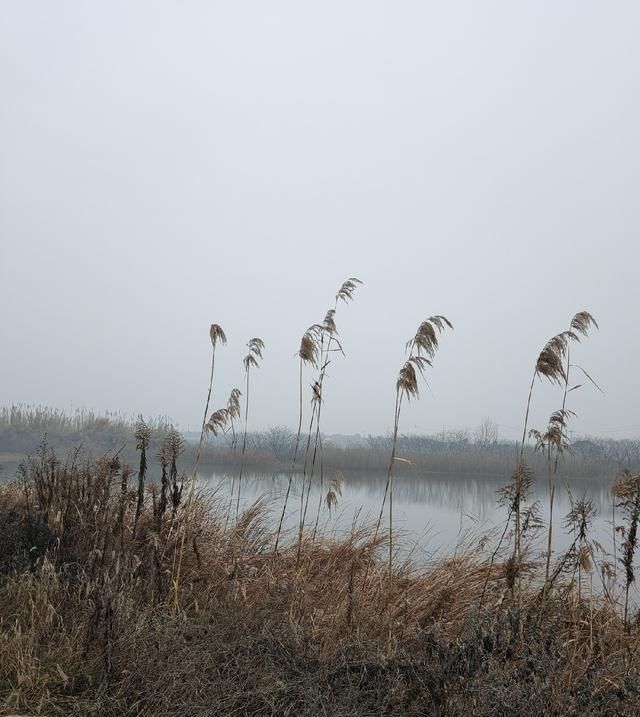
[4,279,640,715]
[1,446,640,717]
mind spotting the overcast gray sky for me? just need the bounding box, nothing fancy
[1,2,639,439]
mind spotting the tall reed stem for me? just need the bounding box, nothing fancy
[274,356,304,554]
[236,364,251,523]
[171,325,225,611]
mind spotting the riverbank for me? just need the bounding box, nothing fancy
[1,447,639,716]
[3,406,639,482]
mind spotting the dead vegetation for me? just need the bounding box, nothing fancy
[1,443,640,716]
[3,295,640,715]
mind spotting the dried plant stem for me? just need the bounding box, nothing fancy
[196,347,218,476]
[235,365,251,523]
[233,337,264,525]
[372,392,402,552]
[171,327,225,611]
[296,404,323,565]
[132,419,150,539]
[311,432,325,542]
[542,311,598,598]
[296,399,319,553]
[299,333,329,543]
[543,346,571,593]
[544,448,555,594]
[364,316,453,601]
[301,383,324,536]
[519,372,536,463]
[296,279,362,553]
[274,355,304,554]
[387,392,402,590]
[298,337,329,558]
[513,370,539,589]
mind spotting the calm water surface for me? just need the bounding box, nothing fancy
[0,458,625,578]
[199,467,620,567]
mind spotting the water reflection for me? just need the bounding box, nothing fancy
[199,467,617,562]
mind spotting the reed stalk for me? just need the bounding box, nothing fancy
[171,324,226,611]
[364,317,452,624]
[235,338,265,523]
[297,279,361,553]
[273,350,306,555]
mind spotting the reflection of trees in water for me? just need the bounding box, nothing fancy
[199,469,613,522]
[195,469,620,560]
[355,473,612,525]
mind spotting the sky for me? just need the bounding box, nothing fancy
[1,1,639,440]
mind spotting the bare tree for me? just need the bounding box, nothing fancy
[474,417,498,447]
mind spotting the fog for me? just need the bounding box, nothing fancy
[1,2,639,439]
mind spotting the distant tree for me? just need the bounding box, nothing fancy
[474,418,499,447]
[265,425,296,461]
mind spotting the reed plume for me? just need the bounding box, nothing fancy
[325,470,343,513]
[133,418,151,538]
[511,327,576,593]
[235,338,265,522]
[375,316,453,538]
[366,315,452,652]
[165,428,185,518]
[155,427,185,528]
[171,323,226,610]
[274,328,320,554]
[226,388,242,452]
[206,408,229,437]
[193,324,227,477]
[208,390,241,533]
[335,277,362,304]
[297,278,362,554]
[540,312,598,593]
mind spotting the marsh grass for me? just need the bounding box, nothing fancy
[5,301,640,716]
[274,328,319,554]
[369,318,453,583]
[2,446,639,717]
[234,338,265,523]
[295,278,362,559]
[171,324,226,610]
[613,469,640,632]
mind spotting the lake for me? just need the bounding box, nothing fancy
[198,466,620,567]
[1,455,625,576]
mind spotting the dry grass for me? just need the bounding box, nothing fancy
[4,303,638,716]
[1,446,640,717]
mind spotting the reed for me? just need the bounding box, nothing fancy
[132,417,150,538]
[171,323,226,610]
[7,291,640,716]
[511,327,577,596]
[612,469,640,632]
[543,312,598,592]
[2,447,638,717]
[363,316,452,652]
[296,279,361,554]
[156,427,184,526]
[274,328,319,554]
[235,338,265,523]
[530,408,572,597]
[313,280,362,540]
[324,470,343,513]
[226,388,242,453]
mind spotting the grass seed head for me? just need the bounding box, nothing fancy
[209,324,227,348]
[335,277,363,304]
